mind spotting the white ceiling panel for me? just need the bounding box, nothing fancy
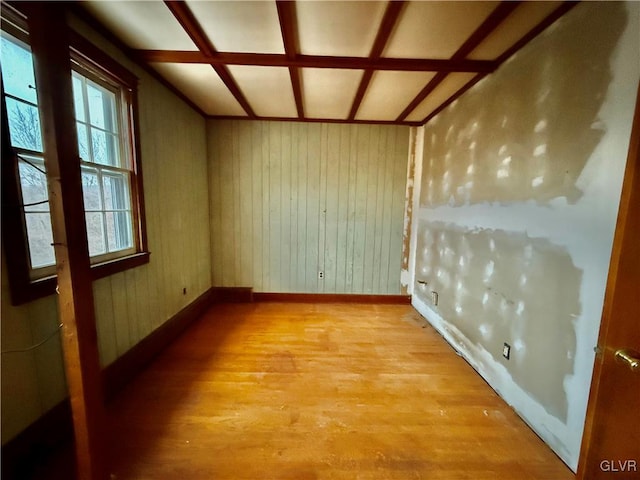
[186,1,285,54]
[297,1,387,57]
[151,63,246,116]
[406,73,477,122]
[228,66,297,118]
[468,2,562,60]
[80,0,573,124]
[383,1,499,59]
[83,1,197,51]
[301,68,364,119]
[356,71,436,121]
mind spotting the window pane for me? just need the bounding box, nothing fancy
[76,122,90,160]
[19,157,49,212]
[24,212,55,268]
[91,128,119,167]
[105,211,132,252]
[87,81,116,132]
[0,34,38,104]
[81,168,102,210]
[71,74,86,122]
[103,172,130,210]
[85,212,106,256]
[6,97,43,152]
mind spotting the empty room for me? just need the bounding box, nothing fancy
[1,1,638,479]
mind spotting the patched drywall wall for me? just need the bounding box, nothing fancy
[409,1,639,471]
[416,222,580,422]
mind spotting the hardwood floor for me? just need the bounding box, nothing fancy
[41,302,574,479]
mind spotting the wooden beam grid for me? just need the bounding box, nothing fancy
[401,0,578,124]
[164,0,256,118]
[396,0,520,122]
[83,0,577,126]
[348,0,406,121]
[276,0,304,119]
[133,50,497,73]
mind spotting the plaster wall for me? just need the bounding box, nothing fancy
[407,1,639,470]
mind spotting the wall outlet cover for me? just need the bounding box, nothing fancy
[503,342,511,360]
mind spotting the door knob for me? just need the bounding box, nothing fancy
[615,349,640,372]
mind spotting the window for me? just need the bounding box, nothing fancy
[1,30,56,278]
[72,65,136,263]
[1,9,148,304]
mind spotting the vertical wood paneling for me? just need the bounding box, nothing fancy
[238,122,253,287]
[208,120,410,295]
[280,123,292,291]
[289,123,300,292]
[317,124,328,292]
[93,278,116,365]
[325,124,341,293]
[389,127,409,292]
[223,124,237,285]
[345,126,359,292]
[261,123,271,290]
[250,122,263,290]
[28,296,66,413]
[306,124,322,291]
[109,272,130,355]
[232,122,242,285]
[209,126,223,287]
[296,124,309,291]
[335,126,350,293]
[1,17,212,445]
[269,123,282,290]
[352,127,369,293]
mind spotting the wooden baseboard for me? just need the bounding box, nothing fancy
[210,286,254,303]
[102,287,215,400]
[1,399,73,480]
[1,287,410,477]
[1,286,216,479]
[253,293,411,304]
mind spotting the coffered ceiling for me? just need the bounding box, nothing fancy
[80,1,576,126]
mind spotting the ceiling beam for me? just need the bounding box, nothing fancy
[164,0,256,118]
[454,1,522,59]
[276,0,304,119]
[209,114,422,127]
[420,72,487,124]
[495,1,579,65]
[396,1,521,122]
[135,50,496,73]
[348,0,406,121]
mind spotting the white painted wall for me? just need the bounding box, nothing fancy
[408,1,639,471]
[207,120,409,295]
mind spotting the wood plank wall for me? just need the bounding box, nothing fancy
[0,14,211,444]
[207,120,410,295]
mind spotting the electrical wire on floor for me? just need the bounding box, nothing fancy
[1,323,63,354]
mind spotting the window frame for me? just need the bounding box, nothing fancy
[1,10,149,305]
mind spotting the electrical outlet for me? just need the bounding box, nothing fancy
[318,271,324,279]
[502,342,511,360]
[431,291,439,306]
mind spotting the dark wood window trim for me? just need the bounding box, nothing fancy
[1,8,149,306]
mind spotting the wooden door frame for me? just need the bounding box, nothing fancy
[576,81,640,478]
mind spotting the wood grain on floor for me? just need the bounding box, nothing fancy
[104,302,573,480]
